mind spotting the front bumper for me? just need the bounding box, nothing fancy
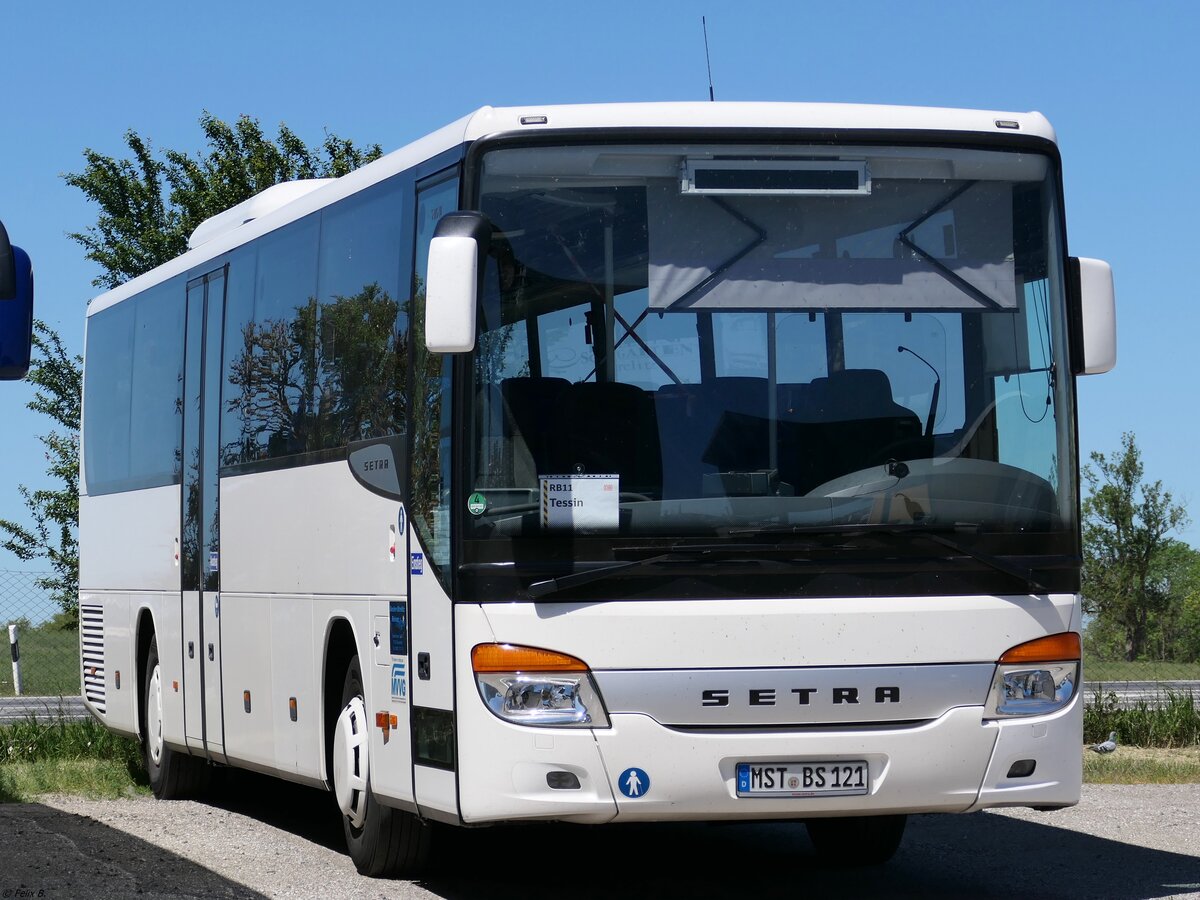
[455,692,1081,824]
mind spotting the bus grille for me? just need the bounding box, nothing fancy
[80,604,106,714]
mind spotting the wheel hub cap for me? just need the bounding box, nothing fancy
[333,695,369,828]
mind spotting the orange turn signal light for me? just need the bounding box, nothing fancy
[998,632,1080,664]
[471,643,589,674]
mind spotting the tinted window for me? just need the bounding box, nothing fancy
[410,174,458,570]
[84,280,185,495]
[221,179,409,468]
[220,248,256,466]
[130,290,186,481]
[226,215,320,462]
[313,180,407,446]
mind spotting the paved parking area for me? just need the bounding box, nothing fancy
[0,782,1197,899]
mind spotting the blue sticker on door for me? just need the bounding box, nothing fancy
[389,600,407,656]
[618,767,650,798]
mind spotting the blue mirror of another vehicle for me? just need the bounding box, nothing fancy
[0,231,34,380]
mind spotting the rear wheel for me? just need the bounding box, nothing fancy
[334,655,432,877]
[805,814,907,866]
[143,635,209,799]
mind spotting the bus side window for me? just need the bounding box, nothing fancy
[410,174,460,573]
[83,280,186,495]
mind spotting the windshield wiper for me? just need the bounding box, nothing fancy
[527,554,675,599]
[727,522,1050,594]
[525,542,811,599]
[913,530,1049,594]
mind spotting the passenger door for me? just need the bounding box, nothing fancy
[408,172,460,818]
[181,267,227,762]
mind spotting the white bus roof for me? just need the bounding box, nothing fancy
[464,102,1055,144]
[87,102,1056,317]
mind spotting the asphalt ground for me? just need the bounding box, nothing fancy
[0,776,1197,900]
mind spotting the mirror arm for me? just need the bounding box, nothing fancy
[0,219,15,300]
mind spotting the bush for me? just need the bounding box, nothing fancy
[1084,689,1200,748]
[1,714,143,771]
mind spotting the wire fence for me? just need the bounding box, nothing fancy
[1,568,1197,717]
[1,570,86,720]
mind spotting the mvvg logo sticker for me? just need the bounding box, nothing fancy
[391,661,408,702]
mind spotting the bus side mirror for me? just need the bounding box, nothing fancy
[1068,257,1116,376]
[425,211,492,353]
[0,220,35,380]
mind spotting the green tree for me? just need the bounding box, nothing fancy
[0,322,82,616]
[1082,432,1190,662]
[1143,540,1200,662]
[2,114,381,616]
[64,112,382,290]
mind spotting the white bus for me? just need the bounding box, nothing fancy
[73,103,1116,875]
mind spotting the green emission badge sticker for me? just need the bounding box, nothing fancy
[467,492,488,516]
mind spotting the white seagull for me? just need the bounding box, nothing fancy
[1089,731,1118,754]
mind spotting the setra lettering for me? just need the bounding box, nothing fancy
[701,686,901,707]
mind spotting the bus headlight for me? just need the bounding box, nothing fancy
[472,644,610,728]
[985,632,1080,718]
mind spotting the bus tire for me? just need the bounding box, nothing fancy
[143,635,209,799]
[337,655,432,877]
[805,814,906,866]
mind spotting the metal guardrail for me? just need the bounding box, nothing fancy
[0,694,89,723]
[1082,681,1200,710]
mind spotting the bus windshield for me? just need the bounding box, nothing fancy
[462,142,1075,590]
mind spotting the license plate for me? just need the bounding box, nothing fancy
[736,761,869,798]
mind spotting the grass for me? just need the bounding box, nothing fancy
[1083,746,1200,784]
[0,759,150,802]
[0,623,80,697]
[1,715,141,763]
[0,715,147,802]
[1083,657,1200,683]
[1084,690,1200,748]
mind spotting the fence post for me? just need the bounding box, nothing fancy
[8,622,22,696]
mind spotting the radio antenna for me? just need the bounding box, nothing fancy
[702,16,715,101]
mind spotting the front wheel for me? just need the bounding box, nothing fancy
[334,655,433,877]
[805,814,907,866]
[143,635,209,799]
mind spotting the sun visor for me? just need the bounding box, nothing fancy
[646,181,1018,312]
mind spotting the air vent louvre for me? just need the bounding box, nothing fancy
[80,604,106,714]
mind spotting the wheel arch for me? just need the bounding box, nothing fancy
[322,616,360,787]
[134,605,157,741]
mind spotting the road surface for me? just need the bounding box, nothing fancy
[0,778,1197,899]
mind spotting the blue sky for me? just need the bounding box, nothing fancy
[1,0,1198,573]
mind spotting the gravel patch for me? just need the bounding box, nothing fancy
[0,781,1197,899]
